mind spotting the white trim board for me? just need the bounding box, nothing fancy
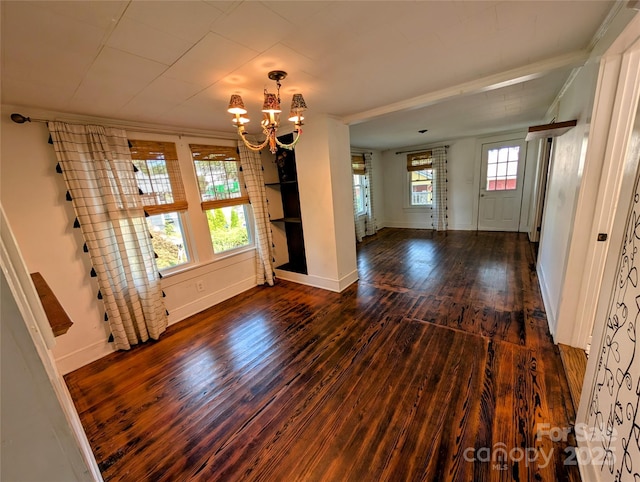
[274,269,359,293]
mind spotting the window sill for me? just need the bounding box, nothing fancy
[159,245,256,283]
[403,205,433,212]
[212,244,256,262]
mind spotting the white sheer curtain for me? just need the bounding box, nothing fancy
[238,143,275,286]
[431,146,448,231]
[48,121,167,350]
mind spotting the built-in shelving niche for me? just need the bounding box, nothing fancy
[264,134,307,275]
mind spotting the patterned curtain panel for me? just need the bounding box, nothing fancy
[353,195,366,242]
[48,122,167,350]
[586,157,640,480]
[352,154,366,242]
[431,147,448,231]
[364,152,377,236]
[237,143,275,286]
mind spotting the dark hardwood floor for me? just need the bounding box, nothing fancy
[65,229,580,481]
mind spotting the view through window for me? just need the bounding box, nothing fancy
[410,169,433,206]
[190,144,252,254]
[486,146,519,191]
[130,140,190,270]
[353,174,365,213]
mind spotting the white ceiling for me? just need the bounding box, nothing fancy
[1,1,620,150]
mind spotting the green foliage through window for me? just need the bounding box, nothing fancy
[206,206,250,253]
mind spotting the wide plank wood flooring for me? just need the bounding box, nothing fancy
[65,229,580,481]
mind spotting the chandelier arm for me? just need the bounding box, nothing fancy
[239,133,270,152]
[275,129,302,150]
[228,71,306,154]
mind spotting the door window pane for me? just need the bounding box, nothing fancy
[486,146,519,191]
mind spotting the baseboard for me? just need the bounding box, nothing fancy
[577,439,602,482]
[338,269,359,291]
[382,221,475,230]
[383,221,432,229]
[275,269,358,293]
[167,276,257,324]
[55,276,257,375]
[55,340,115,375]
[537,262,557,339]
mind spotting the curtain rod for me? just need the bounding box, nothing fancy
[395,144,449,155]
[9,112,237,141]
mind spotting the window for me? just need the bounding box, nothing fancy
[486,146,519,191]
[129,140,190,270]
[409,170,433,206]
[353,174,365,214]
[352,154,366,214]
[407,151,433,206]
[190,144,252,254]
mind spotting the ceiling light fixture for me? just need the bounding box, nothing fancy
[228,70,307,154]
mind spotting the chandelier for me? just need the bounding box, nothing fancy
[227,70,307,154]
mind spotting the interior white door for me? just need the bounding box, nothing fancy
[478,139,526,231]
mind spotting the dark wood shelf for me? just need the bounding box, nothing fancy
[269,133,307,276]
[276,261,308,275]
[265,180,298,186]
[270,217,302,223]
[525,120,577,141]
[30,272,73,337]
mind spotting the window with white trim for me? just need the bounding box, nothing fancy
[352,153,366,215]
[129,139,191,271]
[407,151,433,206]
[189,144,252,254]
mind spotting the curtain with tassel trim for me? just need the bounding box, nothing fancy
[48,121,168,350]
[363,152,377,236]
[431,146,448,231]
[237,142,275,286]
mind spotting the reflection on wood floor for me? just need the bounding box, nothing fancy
[65,229,580,481]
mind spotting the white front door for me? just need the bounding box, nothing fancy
[478,139,526,231]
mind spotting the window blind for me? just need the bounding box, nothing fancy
[189,144,249,210]
[129,140,188,215]
[352,154,366,175]
[406,151,433,172]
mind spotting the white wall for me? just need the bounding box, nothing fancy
[380,132,537,232]
[1,207,100,481]
[294,115,358,291]
[0,106,258,374]
[536,61,601,337]
[1,271,97,481]
[535,5,637,345]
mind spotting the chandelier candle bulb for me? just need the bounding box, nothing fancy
[228,71,307,154]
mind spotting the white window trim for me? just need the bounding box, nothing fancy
[404,170,433,211]
[353,174,366,216]
[127,131,256,278]
[150,210,197,276]
[204,202,256,258]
